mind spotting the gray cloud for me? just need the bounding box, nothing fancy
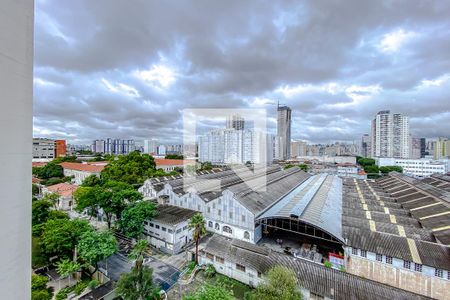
[33,0,450,144]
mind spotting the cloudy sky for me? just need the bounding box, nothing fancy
[34,0,450,145]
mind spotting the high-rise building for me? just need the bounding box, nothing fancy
[277,105,292,160]
[199,128,272,165]
[55,140,67,157]
[92,138,135,155]
[361,134,371,157]
[434,137,450,159]
[410,137,425,159]
[226,114,245,130]
[144,139,158,154]
[370,110,410,158]
[291,140,307,157]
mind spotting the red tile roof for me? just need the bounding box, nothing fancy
[155,158,196,167]
[60,162,105,173]
[32,177,42,183]
[85,161,109,166]
[46,182,78,197]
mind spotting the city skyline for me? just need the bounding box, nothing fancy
[33,1,450,145]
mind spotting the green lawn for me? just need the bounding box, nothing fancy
[201,271,253,299]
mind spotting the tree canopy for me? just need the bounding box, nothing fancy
[33,162,64,180]
[253,266,302,300]
[165,154,184,159]
[183,284,233,300]
[119,201,157,239]
[115,265,160,300]
[32,274,53,300]
[78,230,118,275]
[74,181,143,228]
[101,151,156,185]
[40,218,92,259]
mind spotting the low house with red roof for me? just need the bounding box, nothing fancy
[42,182,79,210]
[60,162,105,185]
[154,158,196,172]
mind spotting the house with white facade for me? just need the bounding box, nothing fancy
[42,182,78,210]
[60,162,105,185]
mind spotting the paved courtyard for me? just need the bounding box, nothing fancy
[98,253,180,291]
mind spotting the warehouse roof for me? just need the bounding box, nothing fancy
[200,235,431,300]
[152,205,197,226]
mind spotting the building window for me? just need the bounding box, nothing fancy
[385,256,393,264]
[257,271,262,278]
[206,252,214,260]
[183,226,188,230]
[213,203,216,209]
[222,226,232,234]
[149,223,154,227]
[168,229,173,234]
[207,207,210,213]
[176,228,182,234]
[376,254,382,261]
[218,209,221,216]
[229,212,233,219]
[236,264,246,272]
[360,250,367,258]
[403,261,411,269]
[352,248,358,255]
[155,225,160,229]
[244,231,250,239]
[435,269,443,278]
[208,221,213,228]
[215,223,220,230]
[162,227,167,232]
[215,256,224,264]
[415,264,422,272]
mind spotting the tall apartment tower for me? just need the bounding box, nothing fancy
[370,110,410,158]
[360,134,371,157]
[226,114,245,130]
[277,105,292,160]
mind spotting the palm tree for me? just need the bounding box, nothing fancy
[188,213,206,264]
[129,239,149,270]
[56,258,80,286]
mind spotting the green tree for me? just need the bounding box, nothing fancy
[32,183,40,196]
[81,174,103,187]
[200,161,213,171]
[119,201,157,239]
[357,157,376,167]
[253,266,302,300]
[33,162,64,179]
[379,166,403,174]
[32,200,52,226]
[32,274,53,300]
[75,181,142,228]
[101,151,156,185]
[183,283,233,300]
[129,239,150,269]
[42,192,60,209]
[165,154,184,159]
[41,218,92,259]
[188,213,206,264]
[364,165,379,174]
[56,258,81,286]
[77,230,118,276]
[115,265,160,300]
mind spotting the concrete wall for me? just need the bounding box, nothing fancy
[0,0,33,298]
[347,255,450,300]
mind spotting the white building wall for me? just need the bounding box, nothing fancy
[376,158,448,177]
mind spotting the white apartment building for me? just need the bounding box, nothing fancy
[198,129,273,165]
[143,139,158,154]
[371,110,410,158]
[32,138,55,159]
[376,157,449,178]
[291,140,307,157]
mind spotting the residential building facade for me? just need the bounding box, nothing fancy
[371,110,410,158]
[60,162,104,185]
[32,138,55,159]
[54,140,67,157]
